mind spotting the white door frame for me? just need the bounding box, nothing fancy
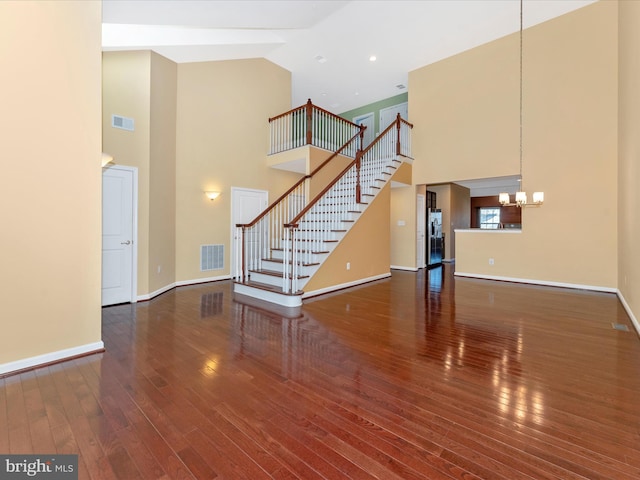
[353,112,375,147]
[379,102,408,130]
[416,194,426,269]
[230,187,269,279]
[102,165,138,305]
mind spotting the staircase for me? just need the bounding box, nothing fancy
[234,101,413,307]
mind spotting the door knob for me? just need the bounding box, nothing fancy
[121,240,131,245]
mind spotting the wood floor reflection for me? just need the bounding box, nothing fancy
[2,264,640,479]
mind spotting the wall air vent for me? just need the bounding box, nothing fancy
[111,114,135,131]
[201,244,224,271]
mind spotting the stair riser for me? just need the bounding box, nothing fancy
[271,250,325,263]
[248,271,285,288]
[261,259,318,276]
[249,270,314,290]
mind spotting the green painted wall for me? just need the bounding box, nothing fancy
[340,93,408,136]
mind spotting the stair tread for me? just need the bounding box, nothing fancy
[263,258,320,267]
[272,248,330,254]
[250,268,310,279]
[234,280,303,296]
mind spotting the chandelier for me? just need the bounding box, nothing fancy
[499,0,543,208]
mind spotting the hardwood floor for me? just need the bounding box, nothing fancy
[2,264,639,479]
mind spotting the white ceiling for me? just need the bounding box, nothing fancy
[103,0,596,113]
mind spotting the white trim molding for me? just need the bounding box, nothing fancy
[303,273,391,299]
[454,272,617,294]
[176,275,231,287]
[136,275,232,302]
[0,341,104,376]
[234,282,303,307]
[617,290,640,336]
[390,265,419,271]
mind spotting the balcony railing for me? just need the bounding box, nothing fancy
[269,99,363,156]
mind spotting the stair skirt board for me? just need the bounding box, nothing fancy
[302,272,392,300]
[233,282,303,307]
[232,291,303,319]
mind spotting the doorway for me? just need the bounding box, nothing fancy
[353,112,375,148]
[102,165,138,306]
[416,194,426,268]
[231,187,269,279]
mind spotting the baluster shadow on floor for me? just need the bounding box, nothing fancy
[2,264,639,479]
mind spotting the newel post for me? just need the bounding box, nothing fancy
[240,226,246,281]
[355,150,362,204]
[305,99,313,145]
[396,113,402,156]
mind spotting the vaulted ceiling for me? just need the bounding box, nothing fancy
[103,0,596,113]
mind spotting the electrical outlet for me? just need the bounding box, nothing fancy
[157,265,162,274]
[488,258,494,265]
[346,262,351,270]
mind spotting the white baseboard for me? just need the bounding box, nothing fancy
[137,275,232,302]
[454,272,617,294]
[176,274,231,287]
[303,273,391,299]
[137,282,177,302]
[0,341,104,376]
[617,290,640,336]
[390,265,418,271]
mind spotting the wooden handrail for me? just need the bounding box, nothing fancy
[268,98,362,130]
[236,127,365,229]
[285,116,411,229]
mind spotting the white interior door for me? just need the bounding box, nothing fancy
[380,102,408,130]
[102,166,137,306]
[231,187,269,278]
[353,112,375,147]
[416,194,426,269]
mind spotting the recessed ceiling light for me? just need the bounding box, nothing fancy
[369,55,377,62]
[315,55,327,64]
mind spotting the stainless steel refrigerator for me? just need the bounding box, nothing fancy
[427,208,443,268]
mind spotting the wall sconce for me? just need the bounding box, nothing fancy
[101,152,114,167]
[205,191,221,201]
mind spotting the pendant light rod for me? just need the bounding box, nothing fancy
[519,0,523,191]
[499,0,544,208]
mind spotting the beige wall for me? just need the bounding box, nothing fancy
[618,0,640,325]
[103,51,152,296]
[410,1,619,289]
[0,1,102,366]
[304,185,391,292]
[307,149,353,199]
[176,59,299,282]
[390,185,418,269]
[149,53,177,293]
